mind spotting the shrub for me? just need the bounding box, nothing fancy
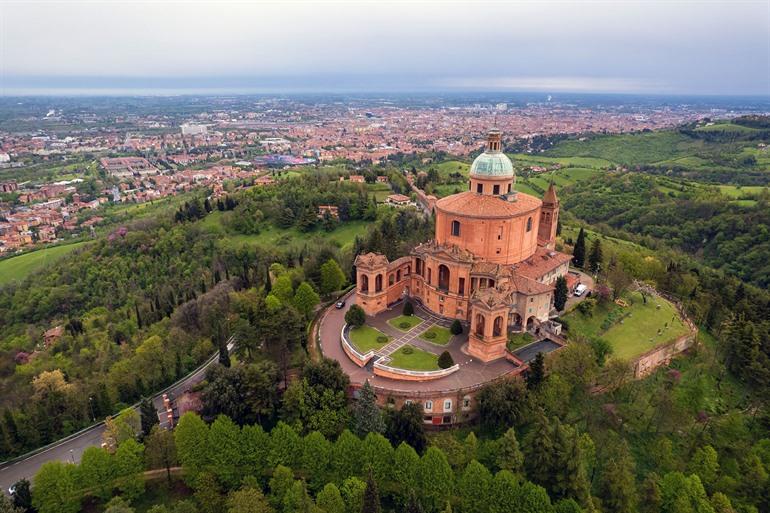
[401,346,414,355]
[399,321,411,329]
[577,298,597,316]
[424,331,436,339]
[450,319,463,335]
[438,351,454,369]
[376,336,388,343]
[403,301,414,316]
[345,304,366,327]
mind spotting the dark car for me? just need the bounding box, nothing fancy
[335,299,346,309]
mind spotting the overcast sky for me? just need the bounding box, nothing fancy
[0,0,768,95]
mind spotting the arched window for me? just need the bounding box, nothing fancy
[507,183,512,193]
[428,268,432,284]
[375,274,383,292]
[360,275,369,293]
[526,217,532,232]
[451,220,461,237]
[397,270,401,281]
[389,274,395,286]
[438,264,450,291]
[415,258,422,276]
[476,183,483,194]
[493,184,500,195]
[475,313,485,336]
[493,316,503,337]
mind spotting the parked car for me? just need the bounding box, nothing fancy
[574,284,588,297]
[8,484,16,496]
[335,299,346,309]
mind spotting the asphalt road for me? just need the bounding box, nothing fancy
[0,340,233,494]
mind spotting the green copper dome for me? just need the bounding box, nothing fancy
[470,151,514,177]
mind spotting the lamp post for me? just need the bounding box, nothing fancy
[69,449,75,464]
[88,395,96,423]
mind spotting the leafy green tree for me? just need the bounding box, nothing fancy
[32,461,79,513]
[293,282,320,319]
[268,465,295,510]
[194,472,224,513]
[226,485,273,513]
[77,446,115,503]
[362,469,381,513]
[362,432,394,485]
[393,442,421,491]
[241,424,269,478]
[316,483,345,513]
[554,499,583,513]
[333,430,363,482]
[301,431,332,492]
[272,275,294,303]
[660,472,715,513]
[320,259,347,295]
[709,492,735,513]
[284,480,315,513]
[551,421,591,507]
[597,439,637,513]
[588,239,603,274]
[405,490,425,513]
[344,304,366,327]
[554,276,568,312]
[114,439,145,502]
[450,319,463,335]
[687,445,719,493]
[175,412,211,486]
[353,381,385,437]
[140,397,158,437]
[489,470,520,513]
[516,481,554,513]
[495,428,524,476]
[145,425,178,485]
[419,447,454,512]
[458,460,492,513]
[340,477,366,513]
[476,379,528,434]
[268,422,303,469]
[208,415,244,489]
[572,228,586,268]
[104,496,135,513]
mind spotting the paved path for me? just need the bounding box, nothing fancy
[0,340,234,494]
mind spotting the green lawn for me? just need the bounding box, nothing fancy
[388,315,422,331]
[419,325,452,345]
[694,123,759,134]
[367,183,394,202]
[563,291,690,360]
[717,185,768,198]
[348,326,390,353]
[387,344,439,371]
[0,241,90,286]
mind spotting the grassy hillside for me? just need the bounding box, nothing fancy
[0,241,90,286]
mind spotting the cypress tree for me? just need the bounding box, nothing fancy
[139,397,158,437]
[588,238,603,274]
[524,408,554,487]
[526,353,546,390]
[554,276,568,312]
[573,228,586,268]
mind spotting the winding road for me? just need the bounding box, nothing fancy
[0,339,234,494]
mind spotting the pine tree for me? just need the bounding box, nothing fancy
[362,468,381,513]
[588,238,603,274]
[598,440,637,513]
[554,276,568,312]
[218,337,231,368]
[496,428,524,476]
[458,460,492,513]
[524,409,554,487]
[353,381,385,437]
[551,421,591,507]
[573,228,586,268]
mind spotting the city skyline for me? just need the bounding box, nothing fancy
[1,0,768,96]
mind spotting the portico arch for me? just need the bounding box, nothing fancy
[360,275,369,293]
[438,264,450,291]
[375,274,383,292]
[493,316,504,337]
[475,313,485,336]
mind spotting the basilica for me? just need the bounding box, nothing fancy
[354,130,572,362]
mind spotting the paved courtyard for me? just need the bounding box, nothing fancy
[319,294,522,393]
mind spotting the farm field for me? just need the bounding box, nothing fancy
[563,290,690,361]
[0,241,90,286]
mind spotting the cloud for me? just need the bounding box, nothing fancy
[434,76,672,94]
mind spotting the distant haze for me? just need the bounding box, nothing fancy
[0,0,768,96]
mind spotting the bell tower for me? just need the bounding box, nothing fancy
[538,182,559,249]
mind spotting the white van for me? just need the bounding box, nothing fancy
[574,284,588,297]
